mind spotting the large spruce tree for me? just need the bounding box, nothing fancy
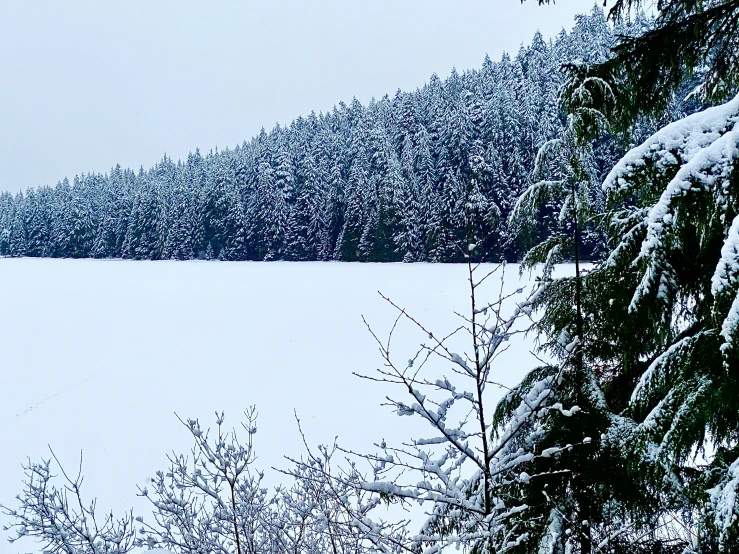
[512,0,739,551]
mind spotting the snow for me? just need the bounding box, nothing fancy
[0,258,542,554]
[629,333,706,407]
[601,94,739,314]
[602,92,739,194]
[721,292,739,354]
[708,457,739,547]
[712,213,739,296]
[637,121,739,259]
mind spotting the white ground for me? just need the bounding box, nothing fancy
[0,259,543,553]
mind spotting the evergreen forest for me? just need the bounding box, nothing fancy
[0,8,654,263]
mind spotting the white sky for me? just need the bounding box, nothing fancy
[1,1,598,194]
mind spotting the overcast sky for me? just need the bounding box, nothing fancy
[1,1,599,194]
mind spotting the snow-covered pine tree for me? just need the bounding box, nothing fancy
[122,173,162,260]
[522,0,739,549]
[335,147,372,261]
[394,175,424,262]
[272,143,300,260]
[502,63,620,554]
[582,92,739,553]
[394,108,426,262]
[201,163,232,260]
[220,188,248,261]
[23,188,49,257]
[0,191,14,256]
[9,192,27,257]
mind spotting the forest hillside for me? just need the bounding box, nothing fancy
[0,8,662,263]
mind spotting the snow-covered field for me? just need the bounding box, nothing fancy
[0,259,540,553]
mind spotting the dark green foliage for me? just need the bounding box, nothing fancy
[501,0,739,549]
[604,0,739,123]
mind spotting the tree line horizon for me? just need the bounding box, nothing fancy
[0,8,657,264]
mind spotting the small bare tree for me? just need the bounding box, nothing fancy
[283,253,586,554]
[272,416,410,554]
[3,407,399,554]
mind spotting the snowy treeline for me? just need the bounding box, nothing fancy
[0,9,638,263]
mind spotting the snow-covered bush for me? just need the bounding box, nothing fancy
[134,408,271,554]
[133,407,395,554]
[1,451,137,554]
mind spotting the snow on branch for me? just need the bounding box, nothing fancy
[636,122,739,262]
[713,214,739,360]
[321,259,586,554]
[629,331,710,409]
[708,457,739,549]
[600,93,739,315]
[134,408,272,554]
[713,213,739,297]
[603,93,739,195]
[1,450,137,554]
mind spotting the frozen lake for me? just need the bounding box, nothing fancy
[0,259,541,553]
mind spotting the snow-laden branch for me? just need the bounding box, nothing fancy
[319,259,585,554]
[1,450,137,554]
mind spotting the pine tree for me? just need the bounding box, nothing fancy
[9,193,27,257]
[521,0,739,550]
[602,0,738,127]
[122,176,161,260]
[0,191,13,256]
[586,93,739,552]
[335,148,371,261]
[272,145,299,260]
[246,152,274,261]
[220,190,247,261]
[394,134,425,261]
[23,189,48,257]
[501,62,627,553]
[201,166,231,260]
